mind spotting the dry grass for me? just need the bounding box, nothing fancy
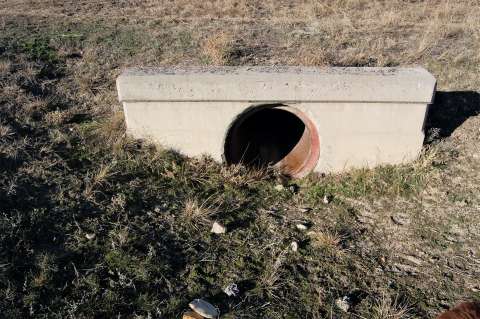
[0,0,479,318]
[0,60,11,75]
[368,293,413,319]
[182,197,216,227]
[201,31,233,65]
[83,163,117,201]
[1,0,478,87]
[307,230,343,255]
[0,124,13,138]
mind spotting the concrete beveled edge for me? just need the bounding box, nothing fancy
[116,66,436,104]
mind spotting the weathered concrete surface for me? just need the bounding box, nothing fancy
[117,66,436,174]
[117,66,435,103]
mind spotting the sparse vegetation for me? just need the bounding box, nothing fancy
[0,1,479,318]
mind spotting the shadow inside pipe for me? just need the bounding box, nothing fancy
[424,91,480,144]
[224,104,306,168]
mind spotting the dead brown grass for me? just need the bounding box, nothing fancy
[201,31,233,65]
[368,293,412,319]
[1,1,479,90]
[182,197,216,228]
[1,1,479,318]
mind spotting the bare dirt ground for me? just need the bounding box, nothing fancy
[0,1,479,318]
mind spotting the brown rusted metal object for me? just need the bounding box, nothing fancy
[273,106,320,178]
[224,104,320,178]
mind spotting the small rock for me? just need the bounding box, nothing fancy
[223,283,239,297]
[299,207,312,213]
[189,299,219,319]
[289,184,300,193]
[211,222,226,234]
[296,223,308,231]
[183,311,204,319]
[274,184,284,191]
[85,233,95,240]
[323,195,331,204]
[335,296,350,312]
[290,241,298,252]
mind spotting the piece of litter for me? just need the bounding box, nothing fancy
[335,296,350,312]
[296,224,308,231]
[223,283,239,297]
[189,299,219,319]
[211,221,226,234]
[291,241,298,252]
[85,233,95,240]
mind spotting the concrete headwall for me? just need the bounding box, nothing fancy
[117,67,436,176]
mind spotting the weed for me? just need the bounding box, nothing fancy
[21,37,58,64]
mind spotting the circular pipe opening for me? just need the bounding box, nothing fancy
[224,105,320,178]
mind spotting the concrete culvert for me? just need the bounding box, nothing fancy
[224,105,320,178]
[117,67,436,174]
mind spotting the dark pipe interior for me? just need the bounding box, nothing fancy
[224,107,306,168]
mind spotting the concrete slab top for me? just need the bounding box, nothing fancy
[117,66,436,104]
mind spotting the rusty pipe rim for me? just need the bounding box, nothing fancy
[223,104,320,178]
[273,106,320,178]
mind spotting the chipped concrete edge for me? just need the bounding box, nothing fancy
[117,66,436,104]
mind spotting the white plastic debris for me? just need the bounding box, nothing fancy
[296,223,308,231]
[291,241,299,252]
[211,221,226,234]
[189,299,219,319]
[223,283,239,297]
[85,233,95,240]
[335,296,350,312]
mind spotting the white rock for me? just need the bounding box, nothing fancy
[296,223,308,231]
[335,296,350,312]
[291,241,298,252]
[85,233,95,240]
[189,299,219,318]
[274,184,284,191]
[211,221,226,234]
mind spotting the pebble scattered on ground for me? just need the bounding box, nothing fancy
[211,221,226,234]
[296,223,308,231]
[189,299,219,319]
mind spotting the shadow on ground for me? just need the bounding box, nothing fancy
[424,91,480,144]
